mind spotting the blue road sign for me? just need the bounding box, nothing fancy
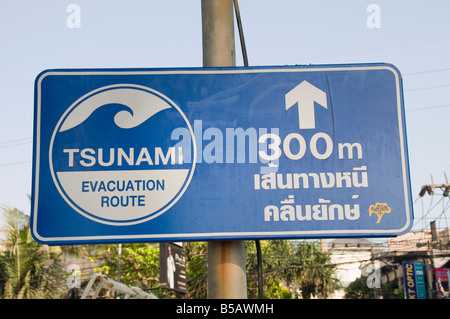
[31,64,413,244]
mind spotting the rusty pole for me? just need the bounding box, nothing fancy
[201,0,247,299]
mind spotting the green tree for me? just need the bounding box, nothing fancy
[247,240,340,299]
[87,239,340,299]
[292,240,340,298]
[344,276,374,299]
[185,241,207,299]
[91,243,173,298]
[91,241,209,299]
[0,206,64,298]
[0,207,340,299]
[344,276,405,299]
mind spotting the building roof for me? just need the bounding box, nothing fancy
[328,238,386,252]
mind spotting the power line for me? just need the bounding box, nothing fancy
[407,103,450,113]
[0,160,31,168]
[413,195,446,231]
[0,141,32,149]
[405,83,450,92]
[412,175,450,233]
[0,137,32,146]
[403,67,450,76]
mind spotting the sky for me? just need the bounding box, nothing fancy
[1,0,449,236]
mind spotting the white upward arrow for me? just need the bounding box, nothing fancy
[285,80,327,130]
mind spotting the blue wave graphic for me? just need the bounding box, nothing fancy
[60,86,172,132]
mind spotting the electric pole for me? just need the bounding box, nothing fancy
[201,0,247,299]
[419,173,450,197]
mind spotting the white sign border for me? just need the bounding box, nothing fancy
[32,64,412,243]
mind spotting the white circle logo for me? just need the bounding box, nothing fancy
[49,84,196,226]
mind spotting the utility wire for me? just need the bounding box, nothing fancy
[407,103,450,113]
[0,140,32,149]
[0,160,31,168]
[413,193,450,232]
[0,138,32,167]
[233,0,248,68]
[403,67,450,76]
[0,137,32,146]
[406,83,450,92]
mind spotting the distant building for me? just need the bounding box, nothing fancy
[327,238,386,299]
[378,228,450,299]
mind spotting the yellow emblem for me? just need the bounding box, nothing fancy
[369,203,391,224]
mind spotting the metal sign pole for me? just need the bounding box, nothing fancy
[201,0,247,299]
